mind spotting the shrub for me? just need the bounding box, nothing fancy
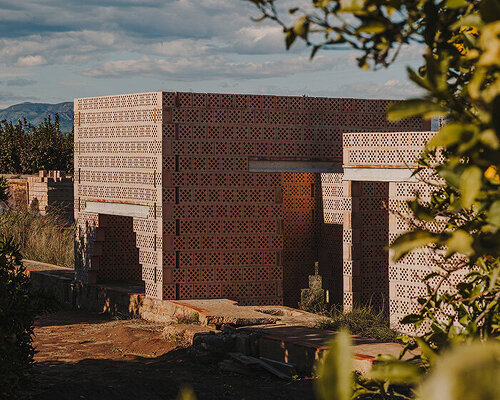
[0,208,74,268]
[298,290,328,315]
[318,305,397,343]
[0,177,9,203]
[0,238,37,397]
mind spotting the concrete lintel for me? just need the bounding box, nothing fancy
[249,160,342,173]
[84,201,149,218]
[342,167,417,182]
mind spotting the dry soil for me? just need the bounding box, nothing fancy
[27,310,315,400]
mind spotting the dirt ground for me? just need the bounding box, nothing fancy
[27,310,315,400]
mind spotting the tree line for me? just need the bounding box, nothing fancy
[0,114,73,174]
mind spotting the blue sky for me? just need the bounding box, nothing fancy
[0,0,424,108]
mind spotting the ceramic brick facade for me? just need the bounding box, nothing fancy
[74,91,430,309]
[27,170,73,219]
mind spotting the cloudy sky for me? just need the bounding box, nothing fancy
[0,0,424,108]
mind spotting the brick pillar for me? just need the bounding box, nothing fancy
[343,181,389,311]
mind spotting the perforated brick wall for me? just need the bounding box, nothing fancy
[282,172,319,305]
[387,180,468,333]
[26,170,73,219]
[342,130,469,331]
[75,92,429,306]
[318,172,344,304]
[340,181,390,310]
[74,92,164,293]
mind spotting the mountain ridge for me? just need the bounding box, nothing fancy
[0,101,74,132]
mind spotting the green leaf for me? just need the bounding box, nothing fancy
[487,200,500,229]
[415,337,437,363]
[428,123,471,148]
[316,330,353,400]
[387,99,447,122]
[310,44,321,59]
[460,166,482,208]
[446,230,474,256]
[446,0,469,8]
[366,360,420,384]
[400,314,424,324]
[418,341,500,400]
[391,230,438,261]
[491,95,500,135]
[356,21,387,34]
[407,67,434,91]
[450,13,484,30]
[479,129,500,150]
[438,167,462,189]
[177,386,197,400]
[293,16,309,39]
[285,30,297,49]
[339,0,366,12]
[409,200,435,221]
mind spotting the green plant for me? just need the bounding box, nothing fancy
[175,312,200,325]
[299,290,328,314]
[316,331,353,400]
[318,336,500,400]
[0,238,37,397]
[318,305,397,342]
[0,177,9,203]
[0,114,73,175]
[0,208,74,268]
[247,0,499,397]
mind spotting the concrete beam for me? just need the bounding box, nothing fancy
[342,167,417,182]
[84,201,149,218]
[249,160,342,173]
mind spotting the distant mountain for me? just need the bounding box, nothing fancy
[0,101,73,133]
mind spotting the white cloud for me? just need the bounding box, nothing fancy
[0,0,424,105]
[146,39,212,57]
[81,54,346,80]
[335,79,424,99]
[16,55,47,67]
[223,26,304,54]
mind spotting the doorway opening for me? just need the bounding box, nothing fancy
[93,214,142,286]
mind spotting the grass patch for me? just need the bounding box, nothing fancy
[175,312,199,324]
[0,207,74,268]
[317,305,397,342]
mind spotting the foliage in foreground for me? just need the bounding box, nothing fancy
[0,239,34,397]
[0,208,74,268]
[0,114,73,174]
[318,331,500,400]
[248,0,500,398]
[0,238,58,398]
[0,177,9,204]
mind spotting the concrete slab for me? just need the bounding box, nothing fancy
[24,259,412,375]
[242,324,409,374]
[165,299,325,328]
[168,299,279,327]
[23,259,75,281]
